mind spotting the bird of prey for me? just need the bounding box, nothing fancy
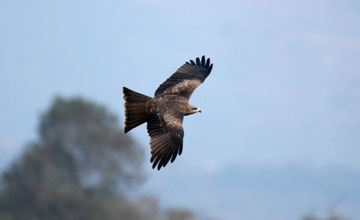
[123,56,213,170]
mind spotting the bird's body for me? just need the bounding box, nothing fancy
[123,56,213,170]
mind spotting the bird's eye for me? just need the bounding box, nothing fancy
[192,107,197,110]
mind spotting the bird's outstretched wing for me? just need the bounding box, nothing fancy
[147,111,184,170]
[154,56,213,99]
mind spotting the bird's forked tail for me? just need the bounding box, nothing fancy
[123,87,152,133]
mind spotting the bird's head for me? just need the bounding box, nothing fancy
[186,104,201,116]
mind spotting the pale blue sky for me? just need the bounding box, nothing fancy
[1,0,360,219]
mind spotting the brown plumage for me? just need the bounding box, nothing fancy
[123,56,213,170]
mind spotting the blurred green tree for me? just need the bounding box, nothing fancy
[0,97,145,220]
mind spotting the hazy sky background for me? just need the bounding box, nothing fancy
[1,0,360,219]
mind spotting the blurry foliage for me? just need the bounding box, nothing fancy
[303,213,348,220]
[0,97,197,220]
[166,208,196,220]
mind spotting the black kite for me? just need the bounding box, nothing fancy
[123,56,213,170]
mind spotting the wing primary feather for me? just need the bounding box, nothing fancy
[170,147,178,163]
[190,60,195,65]
[152,141,167,154]
[196,57,200,66]
[151,143,163,153]
[159,149,171,168]
[150,154,156,163]
[152,155,161,169]
[156,153,164,169]
[168,144,177,163]
[205,58,210,68]
[201,56,205,66]
[163,138,176,167]
[182,65,192,72]
[179,142,183,155]
[162,151,172,167]
[157,152,168,170]
[164,142,176,167]
[157,162,162,170]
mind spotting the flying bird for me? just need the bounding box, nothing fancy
[123,56,213,170]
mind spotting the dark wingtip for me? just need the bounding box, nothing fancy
[189,56,213,74]
[170,148,178,163]
[196,57,200,65]
[150,148,181,170]
[205,58,210,68]
[209,63,213,73]
[151,154,164,170]
[179,143,183,155]
[150,155,155,163]
[152,161,157,169]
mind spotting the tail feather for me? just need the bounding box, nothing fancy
[123,87,152,133]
